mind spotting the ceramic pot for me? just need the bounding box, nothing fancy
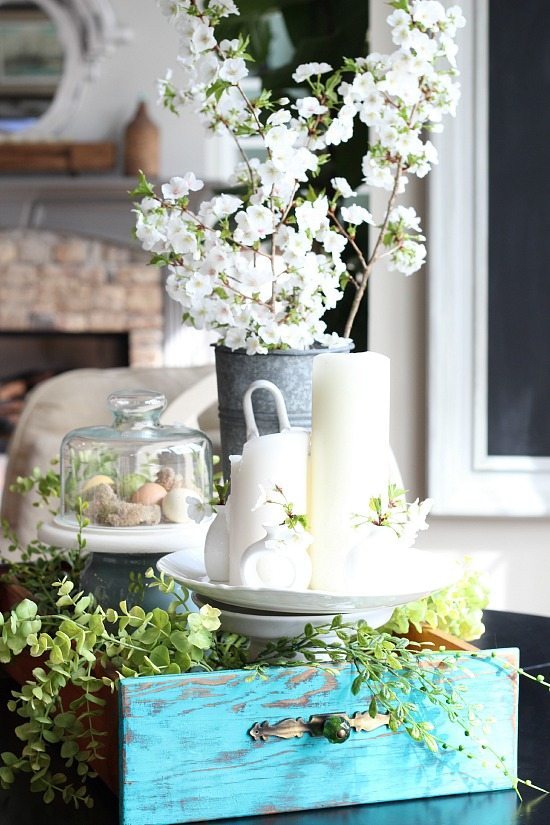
[204,505,229,582]
[214,342,352,480]
[124,100,159,177]
[240,524,312,591]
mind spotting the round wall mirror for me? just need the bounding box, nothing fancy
[0,1,64,134]
[0,0,127,138]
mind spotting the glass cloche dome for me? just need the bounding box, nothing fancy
[60,390,212,528]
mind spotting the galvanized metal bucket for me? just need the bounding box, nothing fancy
[214,343,353,480]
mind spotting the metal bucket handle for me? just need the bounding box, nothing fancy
[242,380,291,440]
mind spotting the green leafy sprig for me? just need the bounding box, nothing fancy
[0,574,222,806]
[9,462,60,513]
[245,616,549,799]
[1,468,86,617]
[383,558,490,641]
[258,484,309,532]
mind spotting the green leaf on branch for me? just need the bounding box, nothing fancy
[130,171,155,199]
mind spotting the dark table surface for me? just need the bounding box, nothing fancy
[1,609,549,825]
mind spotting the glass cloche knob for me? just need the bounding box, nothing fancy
[108,390,167,416]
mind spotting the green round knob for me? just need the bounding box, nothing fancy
[322,716,350,744]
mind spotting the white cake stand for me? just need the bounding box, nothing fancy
[38,516,210,611]
[39,515,210,557]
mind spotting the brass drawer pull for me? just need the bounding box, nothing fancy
[249,710,390,744]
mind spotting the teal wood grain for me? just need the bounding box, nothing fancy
[119,649,519,825]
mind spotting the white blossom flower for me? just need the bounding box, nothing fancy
[440,34,459,68]
[245,336,268,355]
[399,497,433,547]
[388,240,427,276]
[285,146,318,182]
[233,213,257,245]
[407,28,439,60]
[212,0,239,17]
[139,196,159,214]
[195,53,219,85]
[322,230,348,256]
[295,196,329,235]
[219,38,240,54]
[168,227,199,256]
[264,124,296,153]
[292,62,333,83]
[265,523,313,552]
[258,321,282,346]
[389,204,423,232]
[219,57,248,83]
[341,204,375,226]
[162,173,204,200]
[186,273,214,298]
[324,114,354,146]
[157,0,180,18]
[362,153,395,191]
[186,497,213,524]
[258,159,286,188]
[412,1,446,30]
[135,217,165,252]
[378,69,421,106]
[245,204,275,238]
[386,9,410,28]
[330,177,355,198]
[223,327,247,350]
[191,22,216,54]
[446,5,467,32]
[267,109,292,126]
[210,194,242,219]
[296,96,328,118]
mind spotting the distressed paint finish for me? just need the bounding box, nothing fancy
[119,649,519,825]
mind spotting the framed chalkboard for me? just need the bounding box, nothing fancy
[487,0,550,458]
[428,0,550,515]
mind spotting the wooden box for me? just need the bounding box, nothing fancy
[119,647,519,825]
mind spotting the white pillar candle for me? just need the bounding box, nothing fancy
[308,351,390,592]
[228,430,309,585]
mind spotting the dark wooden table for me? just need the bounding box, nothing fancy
[1,610,549,825]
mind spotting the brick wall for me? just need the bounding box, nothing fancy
[0,230,164,366]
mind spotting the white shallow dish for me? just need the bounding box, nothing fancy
[157,548,463,614]
[191,593,394,639]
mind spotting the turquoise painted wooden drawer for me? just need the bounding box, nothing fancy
[119,649,518,825]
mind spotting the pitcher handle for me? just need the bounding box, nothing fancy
[243,380,291,440]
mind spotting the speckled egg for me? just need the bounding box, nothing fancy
[82,474,115,493]
[131,482,168,506]
[161,487,197,523]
